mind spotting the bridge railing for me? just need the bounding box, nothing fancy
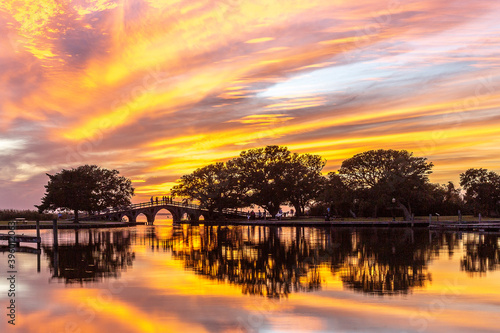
[94,199,210,215]
[93,199,247,217]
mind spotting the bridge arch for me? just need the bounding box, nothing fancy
[154,208,175,225]
[120,212,136,223]
[135,212,149,223]
[87,200,246,224]
[154,206,181,224]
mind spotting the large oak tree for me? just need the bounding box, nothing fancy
[171,161,244,219]
[37,165,134,222]
[284,153,326,216]
[339,149,433,220]
[233,145,292,217]
[460,168,500,216]
[320,172,355,217]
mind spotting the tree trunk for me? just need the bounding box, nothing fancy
[74,210,79,223]
[268,205,279,218]
[396,202,412,221]
[372,204,378,218]
[292,201,301,217]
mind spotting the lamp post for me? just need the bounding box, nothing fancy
[391,198,396,222]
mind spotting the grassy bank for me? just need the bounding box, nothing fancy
[0,209,56,221]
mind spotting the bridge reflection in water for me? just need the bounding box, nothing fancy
[42,226,500,297]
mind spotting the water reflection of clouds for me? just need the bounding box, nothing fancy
[2,227,499,332]
[35,227,500,297]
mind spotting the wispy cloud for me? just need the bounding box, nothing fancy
[1,0,500,207]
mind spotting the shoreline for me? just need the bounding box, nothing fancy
[1,219,500,232]
[0,221,145,230]
[195,219,430,228]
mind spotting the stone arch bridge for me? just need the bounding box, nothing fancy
[88,200,245,224]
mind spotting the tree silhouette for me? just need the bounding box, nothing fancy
[284,153,326,216]
[460,168,500,216]
[37,165,134,222]
[171,161,244,219]
[339,149,433,220]
[233,145,293,217]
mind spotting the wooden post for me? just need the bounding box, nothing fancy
[429,214,432,224]
[36,219,40,241]
[478,213,482,223]
[36,219,41,272]
[52,219,58,249]
[52,218,59,278]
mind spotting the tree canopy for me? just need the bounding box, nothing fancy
[170,145,500,220]
[37,165,134,222]
[171,161,243,219]
[172,146,325,217]
[460,168,500,216]
[339,149,434,220]
[233,145,293,217]
[283,153,326,216]
[320,172,354,217]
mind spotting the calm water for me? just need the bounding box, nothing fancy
[1,222,499,333]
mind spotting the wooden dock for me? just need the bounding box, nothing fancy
[0,245,41,254]
[0,220,42,245]
[0,234,41,244]
[430,222,500,232]
[192,220,430,228]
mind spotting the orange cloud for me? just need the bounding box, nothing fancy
[1,0,500,206]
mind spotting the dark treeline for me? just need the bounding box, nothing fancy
[0,209,56,221]
[172,145,325,218]
[172,145,500,219]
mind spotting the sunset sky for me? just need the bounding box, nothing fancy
[1,0,500,209]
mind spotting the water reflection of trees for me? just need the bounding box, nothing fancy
[43,230,135,284]
[461,233,500,275]
[330,229,432,295]
[41,226,500,294]
[170,226,321,298]
[142,226,442,297]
